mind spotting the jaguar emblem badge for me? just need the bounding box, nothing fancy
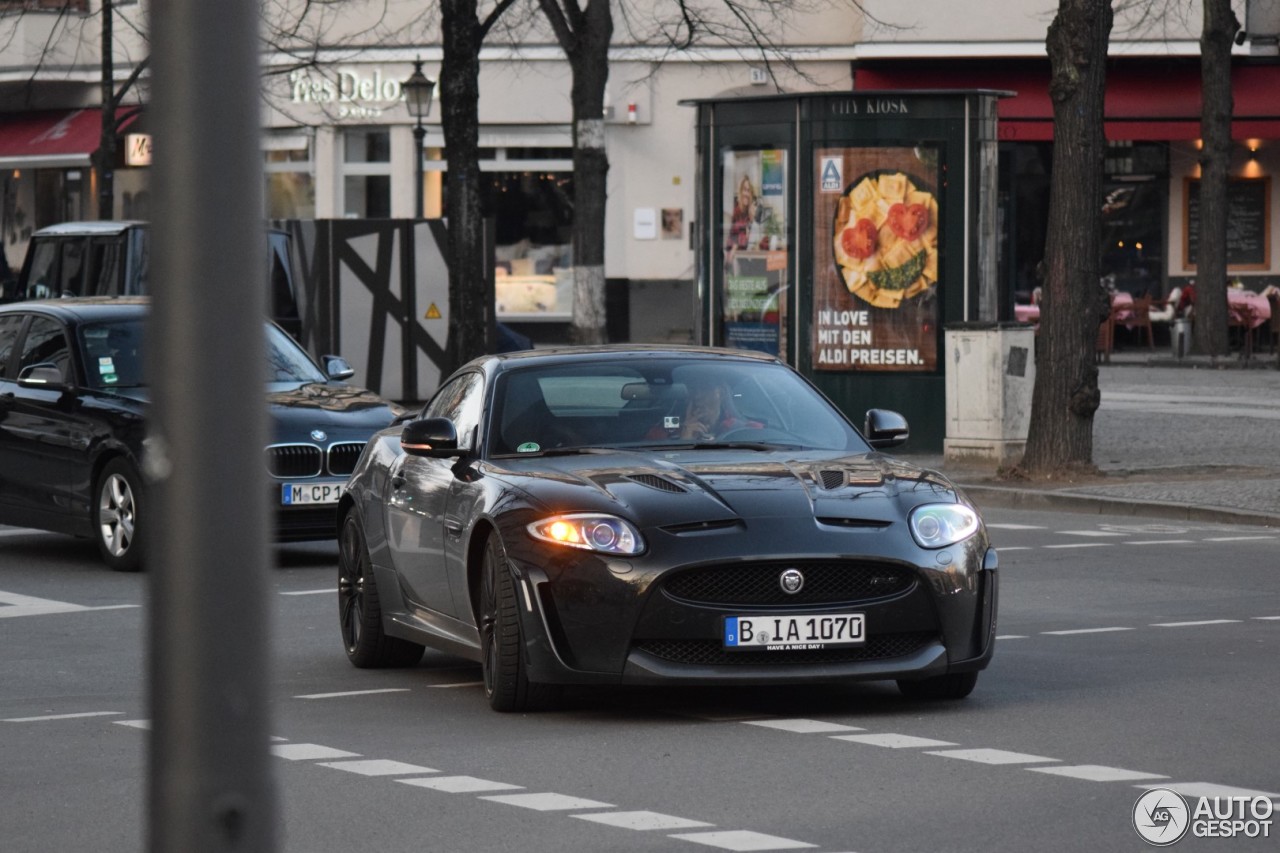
[779,568,804,595]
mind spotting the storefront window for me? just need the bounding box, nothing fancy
[341,129,391,219]
[264,134,315,219]
[720,148,789,357]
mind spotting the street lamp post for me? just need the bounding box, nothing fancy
[402,58,435,219]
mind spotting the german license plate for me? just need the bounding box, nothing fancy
[723,613,865,650]
[281,483,344,506]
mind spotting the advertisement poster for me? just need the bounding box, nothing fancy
[813,146,940,372]
[722,149,788,356]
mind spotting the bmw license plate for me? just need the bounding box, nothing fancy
[723,613,865,650]
[281,483,345,506]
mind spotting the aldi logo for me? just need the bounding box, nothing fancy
[820,156,843,192]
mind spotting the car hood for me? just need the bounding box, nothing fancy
[266,382,403,435]
[488,449,962,528]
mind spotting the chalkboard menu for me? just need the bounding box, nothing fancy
[1184,177,1270,270]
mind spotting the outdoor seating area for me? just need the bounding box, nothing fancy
[1016,282,1277,362]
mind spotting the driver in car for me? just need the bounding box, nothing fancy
[649,377,760,440]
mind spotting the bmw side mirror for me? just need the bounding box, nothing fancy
[322,355,355,381]
[401,417,460,458]
[17,363,66,388]
[864,408,909,449]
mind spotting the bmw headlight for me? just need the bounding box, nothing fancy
[527,513,645,555]
[908,503,980,549]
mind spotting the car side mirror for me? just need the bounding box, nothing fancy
[17,363,65,388]
[400,417,460,458]
[864,408,909,449]
[322,355,355,381]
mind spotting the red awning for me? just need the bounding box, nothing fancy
[854,62,1280,142]
[0,107,140,169]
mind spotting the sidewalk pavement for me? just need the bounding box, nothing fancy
[899,350,1280,528]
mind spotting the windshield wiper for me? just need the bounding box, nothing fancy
[649,441,783,452]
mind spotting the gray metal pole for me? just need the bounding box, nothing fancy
[146,0,275,849]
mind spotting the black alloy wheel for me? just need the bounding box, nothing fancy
[338,512,424,668]
[480,532,556,712]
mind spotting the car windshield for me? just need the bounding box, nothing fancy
[77,319,327,390]
[489,356,869,456]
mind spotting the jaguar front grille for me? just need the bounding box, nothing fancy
[661,560,916,607]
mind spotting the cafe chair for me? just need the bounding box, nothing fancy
[1267,291,1279,354]
[1126,295,1156,349]
[1095,314,1114,363]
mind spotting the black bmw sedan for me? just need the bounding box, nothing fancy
[0,297,403,570]
[337,346,998,711]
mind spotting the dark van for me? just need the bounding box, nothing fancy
[7,221,301,339]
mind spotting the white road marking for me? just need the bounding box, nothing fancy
[114,719,150,730]
[295,688,410,699]
[1151,619,1243,628]
[742,719,863,734]
[271,743,361,761]
[3,711,123,723]
[572,811,714,831]
[985,523,1046,530]
[1060,530,1127,538]
[1044,543,1112,550]
[318,759,438,776]
[1041,627,1134,636]
[996,635,1029,640]
[1254,616,1280,621]
[1029,765,1167,782]
[0,590,140,619]
[832,733,957,749]
[398,775,523,794]
[993,546,1033,551]
[927,748,1059,765]
[280,588,334,596]
[1202,535,1278,542]
[430,681,484,689]
[480,792,614,811]
[669,830,817,851]
[1150,782,1280,805]
[1122,540,1195,546]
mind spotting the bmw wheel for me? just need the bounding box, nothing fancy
[94,458,142,572]
[338,512,424,668]
[480,532,557,712]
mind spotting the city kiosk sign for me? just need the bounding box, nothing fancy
[690,90,1005,451]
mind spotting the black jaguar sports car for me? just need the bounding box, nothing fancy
[337,346,998,711]
[0,297,404,570]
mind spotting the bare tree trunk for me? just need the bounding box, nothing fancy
[1020,0,1112,477]
[441,0,493,371]
[1194,0,1239,357]
[538,0,612,345]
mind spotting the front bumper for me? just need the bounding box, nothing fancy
[504,526,998,687]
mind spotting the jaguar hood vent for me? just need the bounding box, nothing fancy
[626,473,687,493]
[818,469,846,490]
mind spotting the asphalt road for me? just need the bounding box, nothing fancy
[3,508,1278,853]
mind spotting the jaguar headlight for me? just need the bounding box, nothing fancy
[527,513,644,556]
[908,503,980,549]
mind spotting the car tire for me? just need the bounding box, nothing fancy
[338,512,424,668]
[480,533,558,712]
[94,457,143,572]
[896,671,978,700]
